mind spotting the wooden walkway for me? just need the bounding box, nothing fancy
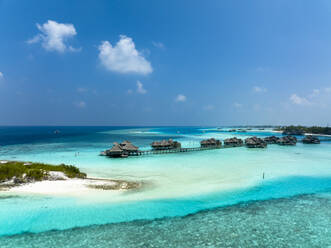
[101,138,331,158]
[125,145,243,157]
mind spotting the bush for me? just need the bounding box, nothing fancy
[26,169,45,181]
[0,161,86,183]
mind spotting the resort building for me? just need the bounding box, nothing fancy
[302,135,320,144]
[277,136,297,146]
[224,137,243,147]
[244,137,267,148]
[200,138,221,148]
[263,136,280,144]
[105,141,139,157]
[151,139,181,150]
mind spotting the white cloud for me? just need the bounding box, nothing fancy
[152,41,165,49]
[309,89,320,98]
[325,87,331,93]
[233,102,243,108]
[253,86,267,93]
[28,20,78,53]
[136,81,147,94]
[175,94,186,102]
[0,72,3,79]
[290,94,310,105]
[98,35,152,75]
[75,101,86,108]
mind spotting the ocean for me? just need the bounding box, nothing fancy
[0,126,330,247]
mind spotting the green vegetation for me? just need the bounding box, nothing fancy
[0,161,86,183]
[274,126,331,135]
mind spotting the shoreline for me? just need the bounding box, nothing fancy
[1,176,142,197]
[0,160,142,197]
[271,130,331,137]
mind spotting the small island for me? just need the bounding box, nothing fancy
[0,161,86,186]
[274,125,331,136]
[0,161,141,193]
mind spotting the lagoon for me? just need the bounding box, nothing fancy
[0,126,330,245]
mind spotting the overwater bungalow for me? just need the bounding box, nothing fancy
[224,137,243,147]
[245,137,267,148]
[302,135,320,144]
[151,139,181,150]
[277,136,297,146]
[105,143,123,157]
[120,140,139,152]
[200,138,221,148]
[263,136,280,144]
[104,141,139,157]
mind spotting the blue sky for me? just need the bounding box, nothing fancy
[1,0,331,126]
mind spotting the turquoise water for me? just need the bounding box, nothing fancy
[0,127,331,245]
[1,193,331,247]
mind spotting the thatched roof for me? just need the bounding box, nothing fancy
[200,138,221,146]
[263,136,280,144]
[121,140,131,145]
[107,143,123,153]
[151,139,181,149]
[106,141,139,155]
[277,135,297,145]
[302,135,320,144]
[244,136,267,148]
[152,139,172,147]
[121,142,139,151]
[224,137,243,145]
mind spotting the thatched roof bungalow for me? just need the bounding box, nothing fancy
[244,137,267,148]
[105,142,124,157]
[104,141,139,157]
[151,139,181,150]
[302,135,320,144]
[263,136,280,144]
[277,136,297,146]
[120,141,139,152]
[224,137,243,147]
[200,138,221,148]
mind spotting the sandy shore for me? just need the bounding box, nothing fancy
[304,133,331,137]
[3,177,141,198]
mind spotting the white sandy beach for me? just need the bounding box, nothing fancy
[6,177,137,199]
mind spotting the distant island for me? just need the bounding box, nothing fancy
[274,126,331,136]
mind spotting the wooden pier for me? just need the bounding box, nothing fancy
[128,147,217,156]
[107,145,243,157]
[101,136,331,158]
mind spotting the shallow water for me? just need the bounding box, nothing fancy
[1,193,330,248]
[0,126,330,244]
